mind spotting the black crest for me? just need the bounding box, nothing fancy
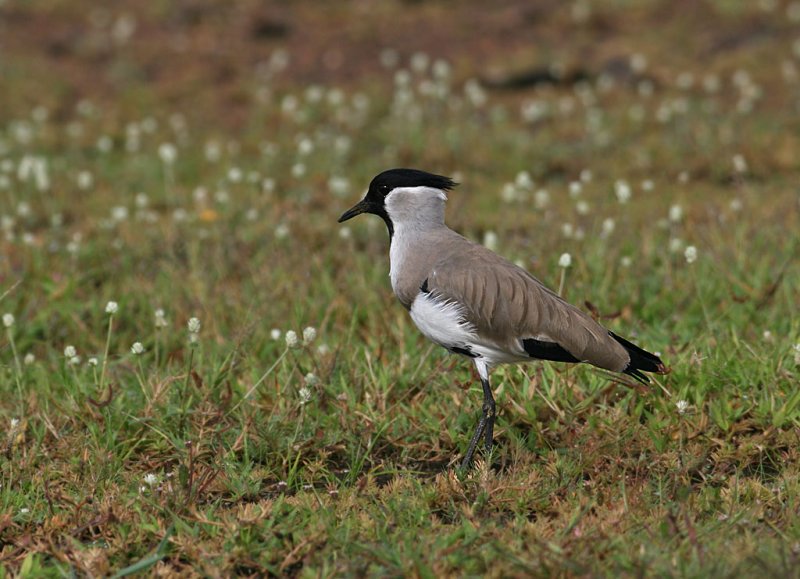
[368,169,457,198]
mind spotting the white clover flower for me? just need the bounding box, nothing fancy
[69,356,81,366]
[291,163,306,178]
[19,507,30,515]
[534,189,550,209]
[88,357,98,366]
[158,143,177,164]
[77,171,94,190]
[105,301,119,315]
[620,256,633,268]
[270,328,282,341]
[576,200,590,215]
[143,473,159,486]
[669,238,684,253]
[515,171,533,190]
[483,231,498,251]
[187,317,201,334]
[275,223,290,239]
[684,245,698,264]
[732,154,748,174]
[2,313,14,328]
[568,181,582,198]
[304,372,319,387]
[676,400,690,415]
[298,386,312,405]
[328,176,350,197]
[131,342,145,355]
[793,343,800,365]
[154,309,168,328]
[10,418,20,429]
[23,353,35,365]
[285,330,299,349]
[558,253,572,268]
[669,204,683,223]
[614,180,632,204]
[601,218,616,237]
[302,326,317,345]
[64,345,77,358]
[317,344,330,356]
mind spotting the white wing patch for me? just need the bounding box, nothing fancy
[409,292,476,350]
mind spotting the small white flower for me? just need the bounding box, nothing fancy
[732,154,748,174]
[304,372,319,386]
[575,200,590,215]
[302,326,317,345]
[614,180,632,204]
[298,386,312,404]
[793,343,800,365]
[19,507,30,515]
[158,143,177,164]
[558,253,572,268]
[620,256,633,268]
[2,313,13,328]
[483,231,498,251]
[568,181,582,198]
[285,330,299,349]
[105,301,119,315]
[64,345,77,358]
[131,342,145,355]
[684,245,698,264]
[275,223,290,239]
[88,357,98,366]
[763,330,773,342]
[23,353,35,365]
[676,400,690,415]
[534,189,550,209]
[270,328,282,341]
[143,473,159,486]
[317,344,330,356]
[69,356,81,366]
[10,418,20,429]
[187,317,201,333]
[669,238,684,253]
[669,204,683,223]
[601,218,616,237]
[154,309,168,328]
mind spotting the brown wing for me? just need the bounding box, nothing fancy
[425,242,630,372]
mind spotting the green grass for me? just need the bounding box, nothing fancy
[2,1,800,576]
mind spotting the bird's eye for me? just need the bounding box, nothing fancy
[379,184,390,194]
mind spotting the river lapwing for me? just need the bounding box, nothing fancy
[339,168,667,468]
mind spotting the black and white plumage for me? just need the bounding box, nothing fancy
[339,168,667,467]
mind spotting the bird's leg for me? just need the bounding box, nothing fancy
[460,413,487,470]
[460,368,496,469]
[481,374,496,454]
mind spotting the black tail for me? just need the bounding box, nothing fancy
[609,331,667,385]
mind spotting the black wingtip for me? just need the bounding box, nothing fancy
[609,331,667,384]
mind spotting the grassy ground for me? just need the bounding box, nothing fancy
[2,0,800,576]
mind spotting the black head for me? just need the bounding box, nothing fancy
[338,168,457,237]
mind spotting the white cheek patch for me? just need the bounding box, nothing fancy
[409,292,476,349]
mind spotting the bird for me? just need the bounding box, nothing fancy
[338,168,667,468]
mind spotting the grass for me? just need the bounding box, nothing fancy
[2,0,800,576]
